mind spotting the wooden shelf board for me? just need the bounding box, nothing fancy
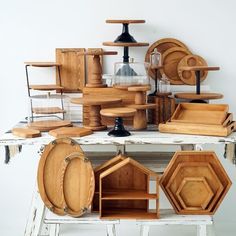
[33,107,65,114]
[106,20,145,24]
[25,62,60,67]
[29,84,64,91]
[102,191,157,200]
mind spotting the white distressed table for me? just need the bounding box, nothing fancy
[1,130,236,236]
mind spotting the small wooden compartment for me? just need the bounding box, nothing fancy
[99,158,159,219]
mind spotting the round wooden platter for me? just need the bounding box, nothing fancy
[70,97,122,106]
[28,120,72,132]
[177,55,208,85]
[145,38,189,79]
[106,19,146,24]
[37,138,95,217]
[29,84,64,91]
[160,47,192,85]
[127,85,151,92]
[103,42,149,47]
[174,92,223,100]
[77,50,117,56]
[12,128,41,138]
[100,107,136,118]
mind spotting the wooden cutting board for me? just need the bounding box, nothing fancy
[12,128,41,138]
[56,48,86,92]
[160,47,191,85]
[49,127,93,138]
[171,103,228,125]
[37,138,95,217]
[177,55,208,85]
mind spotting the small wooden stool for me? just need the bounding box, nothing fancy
[77,50,117,88]
[100,107,136,136]
[71,97,122,131]
[127,86,155,130]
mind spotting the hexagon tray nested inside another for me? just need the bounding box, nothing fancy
[160,151,232,215]
[37,138,95,217]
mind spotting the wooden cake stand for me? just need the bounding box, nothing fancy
[127,86,156,130]
[71,97,122,131]
[175,66,222,102]
[100,107,136,137]
[77,50,117,88]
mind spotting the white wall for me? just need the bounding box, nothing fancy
[0,0,236,235]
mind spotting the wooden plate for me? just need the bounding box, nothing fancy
[49,127,93,138]
[160,47,191,84]
[177,55,208,85]
[12,128,41,138]
[37,138,94,216]
[145,38,189,79]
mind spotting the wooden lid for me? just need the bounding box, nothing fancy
[29,84,64,91]
[12,128,41,138]
[177,55,208,85]
[37,138,95,217]
[128,85,151,92]
[49,127,93,138]
[106,20,145,24]
[103,42,149,47]
[174,93,223,100]
[77,50,117,56]
[127,103,156,110]
[28,120,72,132]
[70,97,122,105]
[25,62,60,67]
[100,107,136,117]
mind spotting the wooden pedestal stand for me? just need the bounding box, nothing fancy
[71,97,122,131]
[127,86,155,130]
[175,66,223,102]
[77,50,117,88]
[100,107,136,136]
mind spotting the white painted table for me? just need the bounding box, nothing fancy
[1,130,235,236]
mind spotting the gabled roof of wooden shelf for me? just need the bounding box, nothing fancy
[24,62,61,67]
[33,107,66,114]
[29,84,64,91]
[100,157,158,179]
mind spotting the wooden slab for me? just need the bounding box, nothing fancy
[29,84,64,91]
[12,128,41,138]
[223,113,233,127]
[177,55,208,85]
[71,97,122,106]
[160,47,191,85]
[56,48,86,92]
[33,107,65,114]
[106,20,145,24]
[103,42,149,47]
[171,103,228,125]
[180,66,220,71]
[49,127,93,138]
[25,62,60,67]
[100,107,136,118]
[28,120,72,132]
[174,93,223,100]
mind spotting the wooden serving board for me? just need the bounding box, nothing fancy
[171,103,228,125]
[56,48,86,92]
[83,87,136,125]
[37,138,95,217]
[12,128,41,138]
[49,127,93,138]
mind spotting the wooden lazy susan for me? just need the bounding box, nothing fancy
[71,97,122,131]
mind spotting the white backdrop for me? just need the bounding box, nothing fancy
[0,0,236,235]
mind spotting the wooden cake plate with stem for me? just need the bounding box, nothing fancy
[71,97,122,131]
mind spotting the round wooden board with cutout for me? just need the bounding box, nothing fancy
[177,55,208,85]
[145,38,189,79]
[37,138,95,217]
[160,47,192,85]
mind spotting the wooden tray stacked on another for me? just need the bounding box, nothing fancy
[159,103,235,137]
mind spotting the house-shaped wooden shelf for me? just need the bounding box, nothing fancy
[99,157,159,219]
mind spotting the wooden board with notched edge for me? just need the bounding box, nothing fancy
[83,87,136,126]
[56,48,85,92]
[12,128,41,138]
[37,138,95,217]
[49,127,93,138]
[177,55,208,85]
[160,47,191,84]
[145,38,189,79]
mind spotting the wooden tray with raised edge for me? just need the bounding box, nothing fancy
[177,55,208,85]
[49,127,93,138]
[160,47,191,85]
[37,138,95,217]
[145,38,189,79]
[12,128,41,138]
[171,103,228,125]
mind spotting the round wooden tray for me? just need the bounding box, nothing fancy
[106,20,145,24]
[103,42,149,47]
[145,38,189,79]
[174,93,223,100]
[100,107,136,118]
[177,55,208,85]
[77,50,117,56]
[160,47,192,85]
[70,97,122,106]
[37,138,95,216]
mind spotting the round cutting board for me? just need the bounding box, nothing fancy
[160,47,191,85]
[37,138,95,216]
[177,55,208,85]
[145,38,189,79]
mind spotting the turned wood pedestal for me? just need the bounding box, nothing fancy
[71,97,122,131]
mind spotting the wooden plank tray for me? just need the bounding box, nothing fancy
[171,103,228,125]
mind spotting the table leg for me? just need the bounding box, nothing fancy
[140,225,150,236]
[106,224,116,236]
[197,225,207,236]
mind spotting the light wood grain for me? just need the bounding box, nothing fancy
[33,107,65,114]
[12,128,41,138]
[106,20,145,24]
[179,66,220,71]
[29,84,64,91]
[103,42,149,47]
[49,127,93,138]
[174,93,223,100]
[100,107,136,118]
[71,97,122,106]
[24,62,60,67]
[77,50,117,56]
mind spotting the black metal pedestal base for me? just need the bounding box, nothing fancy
[108,117,131,137]
[114,23,137,44]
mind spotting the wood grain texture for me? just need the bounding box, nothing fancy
[24,62,60,67]
[103,42,149,47]
[49,127,93,138]
[71,97,122,106]
[12,128,41,138]
[100,107,136,118]
[106,20,145,24]
[179,66,220,71]
[174,93,223,100]
[33,107,65,114]
[56,48,86,92]
[29,84,63,91]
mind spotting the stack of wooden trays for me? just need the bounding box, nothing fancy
[159,103,235,137]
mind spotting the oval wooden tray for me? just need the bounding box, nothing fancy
[37,138,94,216]
[177,55,208,85]
[160,47,191,84]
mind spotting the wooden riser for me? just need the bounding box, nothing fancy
[33,107,65,114]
